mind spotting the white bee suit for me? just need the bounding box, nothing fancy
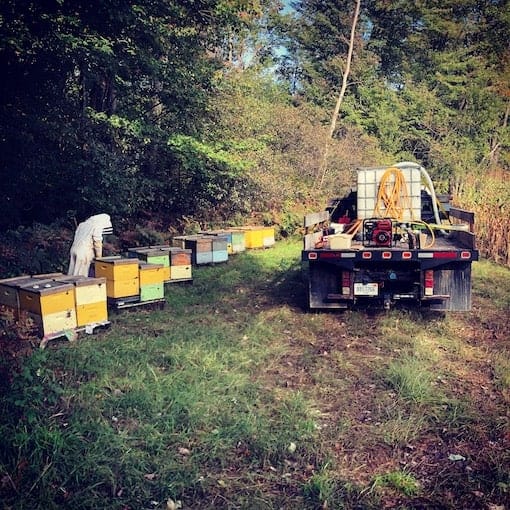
[68,214,113,276]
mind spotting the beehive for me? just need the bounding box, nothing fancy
[169,264,192,280]
[128,248,169,267]
[201,234,229,263]
[201,230,233,254]
[94,257,139,298]
[167,247,192,266]
[54,275,108,327]
[139,283,164,301]
[238,226,274,249]
[18,280,77,336]
[128,248,171,281]
[138,263,165,302]
[261,227,275,248]
[156,247,192,281]
[226,229,246,253]
[184,235,213,265]
[139,263,166,286]
[0,276,37,311]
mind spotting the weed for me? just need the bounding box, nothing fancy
[385,356,438,405]
[303,464,335,504]
[372,470,420,497]
[379,409,427,447]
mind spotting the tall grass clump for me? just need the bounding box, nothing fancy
[385,356,438,405]
[459,170,510,267]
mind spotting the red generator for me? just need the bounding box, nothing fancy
[363,218,394,247]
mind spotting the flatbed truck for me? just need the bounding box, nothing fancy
[302,162,479,311]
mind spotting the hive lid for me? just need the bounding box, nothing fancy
[0,276,36,289]
[19,280,74,295]
[158,246,191,254]
[139,263,164,270]
[32,272,65,280]
[95,256,139,265]
[128,247,165,257]
[54,275,107,287]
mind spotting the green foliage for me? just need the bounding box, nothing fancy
[372,470,420,497]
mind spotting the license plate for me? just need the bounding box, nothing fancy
[354,283,378,296]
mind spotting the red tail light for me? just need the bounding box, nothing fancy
[341,271,352,295]
[424,269,434,296]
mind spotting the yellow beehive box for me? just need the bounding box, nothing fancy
[74,278,107,306]
[28,309,77,336]
[18,281,75,316]
[105,278,139,299]
[76,302,108,327]
[54,275,107,306]
[139,263,166,286]
[239,227,265,249]
[94,257,139,281]
[169,265,192,280]
[262,227,275,247]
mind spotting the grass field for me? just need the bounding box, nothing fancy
[1,239,509,509]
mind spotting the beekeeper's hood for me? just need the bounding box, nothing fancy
[87,213,113,235]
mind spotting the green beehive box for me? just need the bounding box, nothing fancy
[128,247,169,267]
[139,283,164,302]
[226,229,246,253]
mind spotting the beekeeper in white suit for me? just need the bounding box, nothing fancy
[68,213,113,276]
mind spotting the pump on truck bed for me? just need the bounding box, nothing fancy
[302,162,479,311]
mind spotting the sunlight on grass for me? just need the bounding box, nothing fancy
[472,260,510,309]
[385,356,438,405]
[2,239,509,509]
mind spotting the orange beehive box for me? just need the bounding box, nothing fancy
[159,247,192,266]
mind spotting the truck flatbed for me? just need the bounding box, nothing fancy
[302,208,478,311]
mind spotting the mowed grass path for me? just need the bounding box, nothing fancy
[1,239,509,509]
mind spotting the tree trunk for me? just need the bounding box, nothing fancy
[316,0,361,189]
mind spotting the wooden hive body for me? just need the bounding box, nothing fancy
[94,257,140,298]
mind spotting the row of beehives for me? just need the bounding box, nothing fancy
[179,225,276,262]
[0,226,275,341]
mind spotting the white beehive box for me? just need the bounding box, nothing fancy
[357,163,422,221]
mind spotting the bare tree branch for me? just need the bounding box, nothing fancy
[316,0,361,189]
